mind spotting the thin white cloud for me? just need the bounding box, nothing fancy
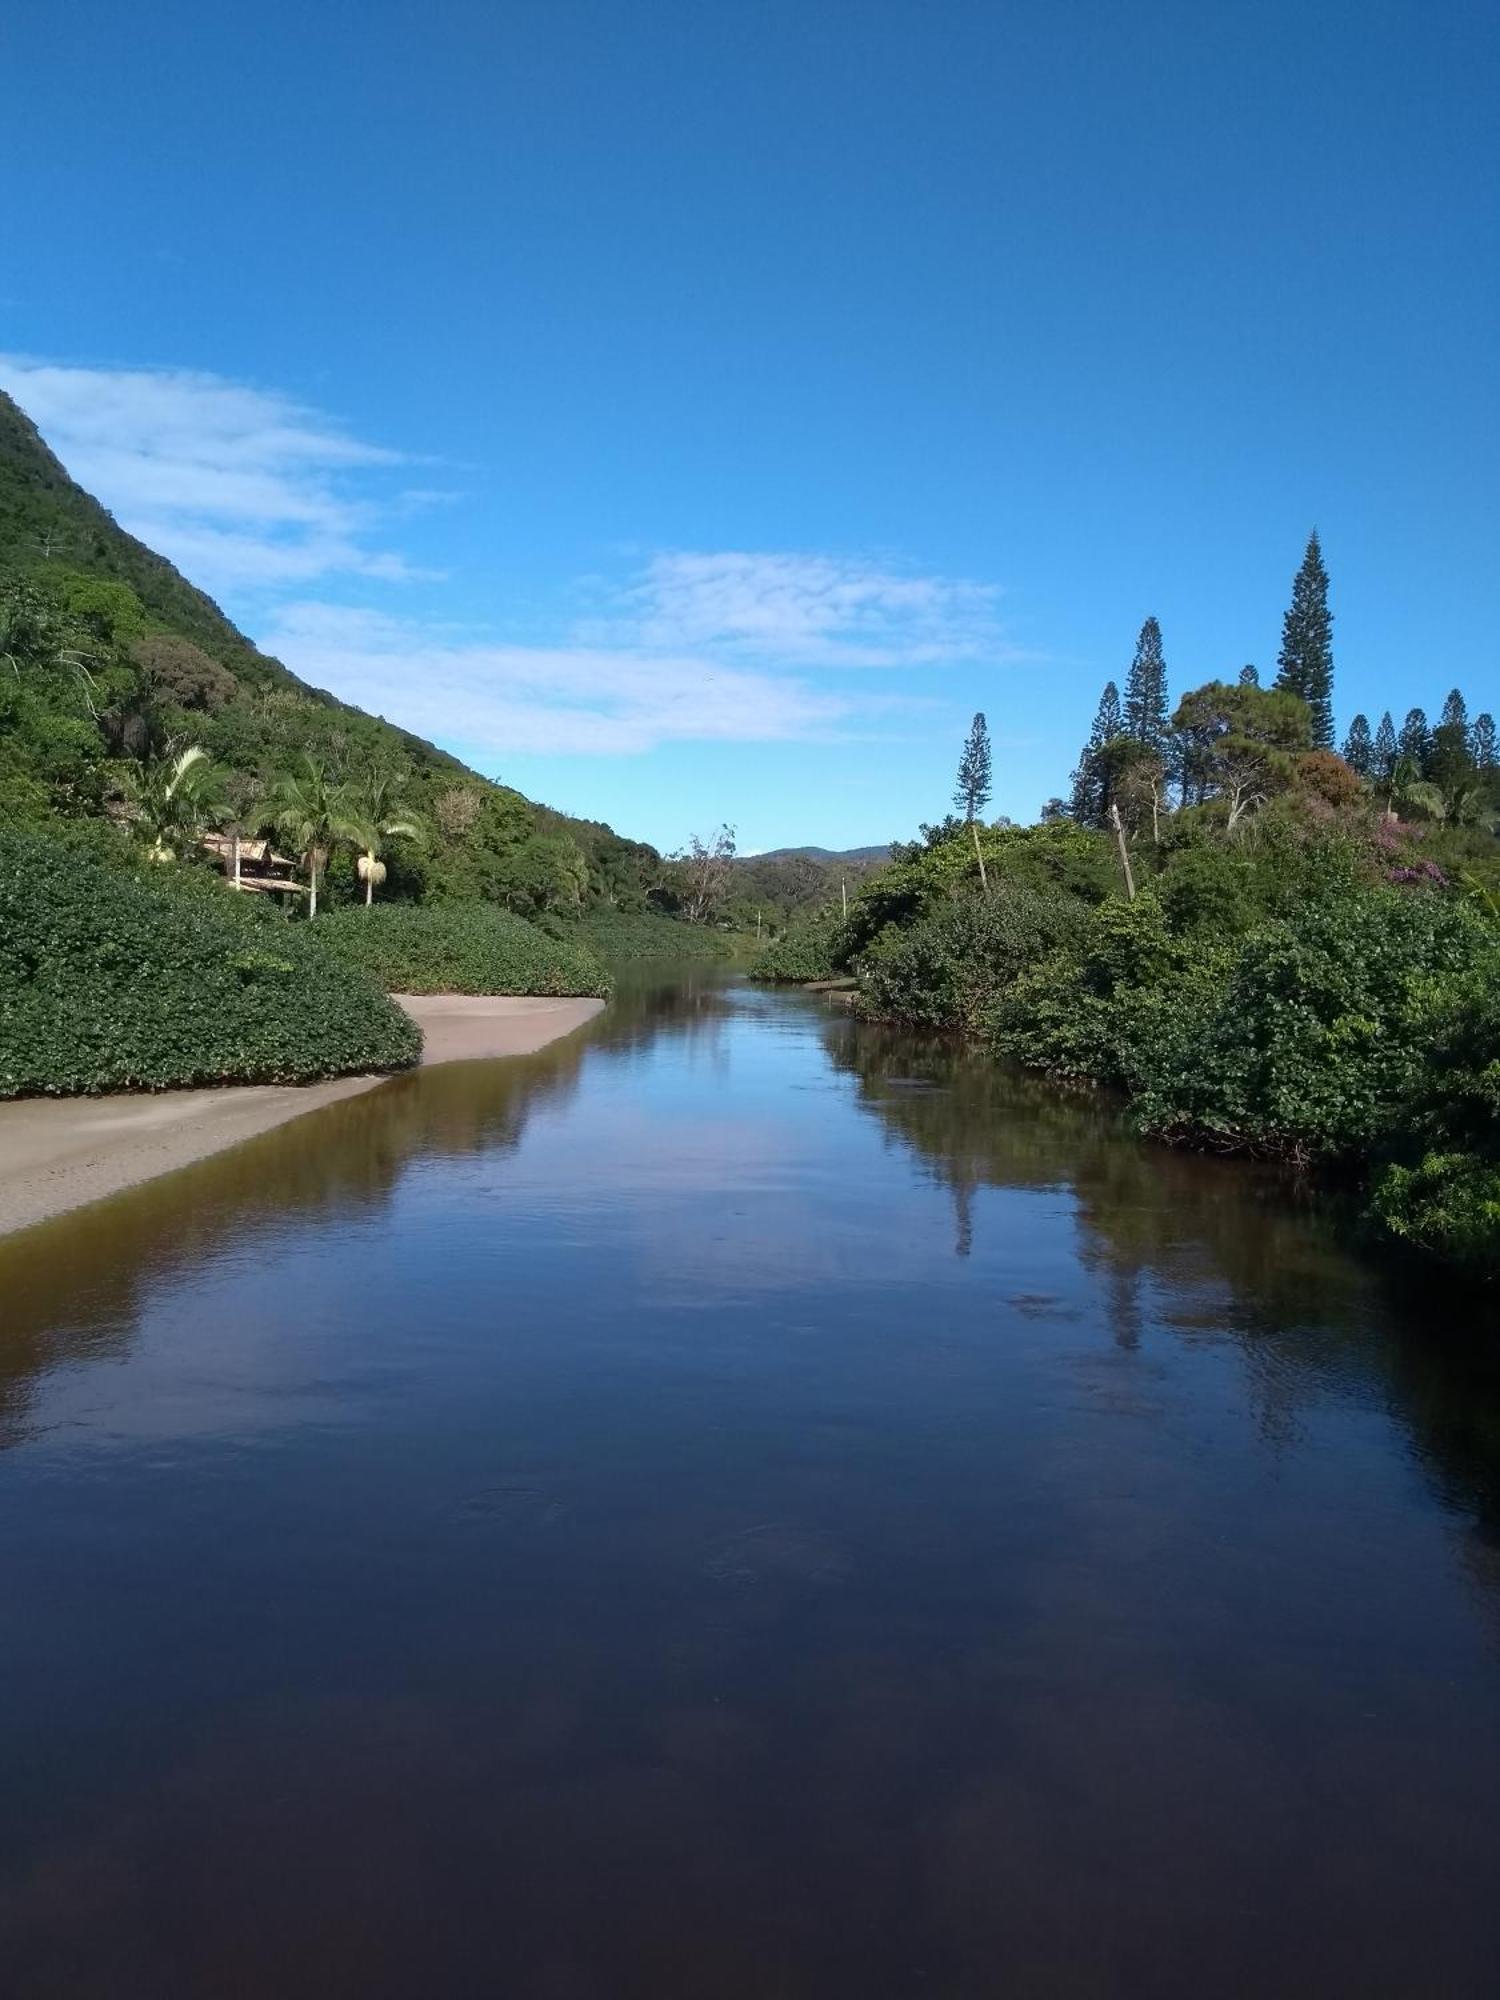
[2,352,1017,758]
[260,602,867,758]
[0,354,420,590]
[591,549,1009,668]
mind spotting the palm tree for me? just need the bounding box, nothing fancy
[345,767,420,906]
[127,745,229,863]
[269,754,359,917]
[1393,764,1496,829]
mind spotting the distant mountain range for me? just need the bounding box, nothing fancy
[752,844,892,866]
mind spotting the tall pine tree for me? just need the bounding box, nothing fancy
[1373,710,1398,779]
[953,712,992,821]
[1068,681,1123,824]
[1472,712,1498,770]
[1341,714,1374,776]
[1123,617,1170,747]
[1398,707,1432,769]
[1238,663,1260,686]
[1274,530,1335,746]
[1430,689,1475,791]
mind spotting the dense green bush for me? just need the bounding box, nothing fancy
[1130,890,1488,1160]
[317,902,610,997]
[0,832,420,1095]
[859,889,1087,1033]
[751,913,849,983]
[992,896,1231,1090]
[1366,967,1500,1272]
[575,908,739,961]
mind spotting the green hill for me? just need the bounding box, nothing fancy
[0,387,664,915]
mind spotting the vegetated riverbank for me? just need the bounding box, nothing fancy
[0,992,605,1238]
[753,806,1500,1278]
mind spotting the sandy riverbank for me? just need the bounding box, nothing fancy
[0,994,605,1240]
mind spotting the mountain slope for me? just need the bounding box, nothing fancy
[0,387,462,772]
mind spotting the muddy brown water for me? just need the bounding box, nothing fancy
[2,967,1498,1998]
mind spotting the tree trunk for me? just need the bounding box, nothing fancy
[970,819,989,894]
[308,857,318,919]
[1108,803,1136,901]
[365,863,374,907]
[232,834,241,888]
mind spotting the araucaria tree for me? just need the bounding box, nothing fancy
[1123,617,1170,747]
[1398,707,1432,769]
[953,710,994,890]
[1373,710,1398,780]
[1341,713,1374,777]
[1068,681,1123,824]
[1274,531,1335,746]
[1472,712,1498,770]
[954,712,992,821]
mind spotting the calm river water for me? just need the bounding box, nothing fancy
[2,968,1499,1997]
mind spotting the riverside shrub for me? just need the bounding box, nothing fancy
[0,832,420,1095]
[575,908,738,961]
[316,903,610,997]
[751,913,848,983]
[859,889,1086,1033]
[1129,890,1489,1160]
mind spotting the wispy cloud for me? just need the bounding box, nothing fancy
[1,353,1014,759]
[586,549,1010,668]
[260,602,868,758]
[0,354,427,590]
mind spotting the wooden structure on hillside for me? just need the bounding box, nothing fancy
[200,833,307,898]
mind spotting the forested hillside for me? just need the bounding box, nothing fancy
[0,386,678,918]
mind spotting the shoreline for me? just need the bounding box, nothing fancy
[0,994,605,1241]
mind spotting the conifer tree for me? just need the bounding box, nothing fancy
[1373,710,1398,779]
[1274,530,1335,746]
[1341,713,1374,777]
[1472,712,1498,770]
[1398,706,1432,769]
[1068,681,1123,823]
[953,711,992,821]
[1430,689,1475,790]
[1123,617,1170,747]
[1238,664,1260,686]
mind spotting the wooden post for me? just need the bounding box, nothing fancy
[1108,803,1136,901]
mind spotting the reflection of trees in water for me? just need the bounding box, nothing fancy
[0,967,735,1447]
[821,1010,1500,1555]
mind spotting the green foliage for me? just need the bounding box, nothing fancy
[1123,616,1170,747]
[751,913,849,983]
[576,908,741,961]
[1130,890,1490,1160]
[0,832,420,1096]
[1273,529,1335,746]
[953,712,992,820]
[860,889,1087,1033]
[315,904,610,998]
[992,896,1230,1089]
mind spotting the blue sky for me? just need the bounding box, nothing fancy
[2,0,1495,852]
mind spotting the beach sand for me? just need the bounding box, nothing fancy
[0,993,604,1240]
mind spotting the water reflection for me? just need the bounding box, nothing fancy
[0,965,735,1446]
[2,969,1499,1998]
[817,1000,1500,1547]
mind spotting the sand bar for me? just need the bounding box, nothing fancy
[0,993,605,1240]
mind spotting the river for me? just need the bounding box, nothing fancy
[2,967,1498,1997]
